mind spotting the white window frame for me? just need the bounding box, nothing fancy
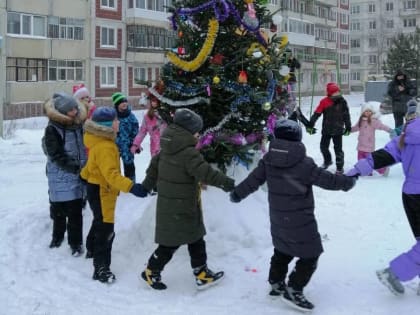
[7,12,46,38]
[100,27,116,48]
[101,0,117,10]
[100,65,116,87]
[386,2,394,11]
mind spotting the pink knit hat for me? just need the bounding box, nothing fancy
[73,84,90,100]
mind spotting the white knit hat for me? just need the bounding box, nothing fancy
[360,102,379,118]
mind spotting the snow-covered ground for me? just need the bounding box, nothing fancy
[1,93,419,315]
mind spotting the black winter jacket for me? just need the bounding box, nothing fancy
[233,139,355,258]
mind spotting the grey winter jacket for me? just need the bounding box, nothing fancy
[233,139,354,258]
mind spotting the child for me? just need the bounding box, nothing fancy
[230,119,356,311]
[80,106,148,284]
[43,92,87,256]
[73,84,96,119]
[351,102,392,175]
[111,92,139,181]
[346,100,420,296]
[140,108,235,290]
[307,82,352,174]
[130,96,167,157]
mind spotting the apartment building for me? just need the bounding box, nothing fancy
[272,0,349,95]
[349,0,420,91]
[1,0,350,123]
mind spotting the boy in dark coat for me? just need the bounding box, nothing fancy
[230,119,356,312]
[140,108,235,291]
[307,82,352,174]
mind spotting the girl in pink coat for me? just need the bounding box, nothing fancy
[131,97,167,157]
[351,102,392,175]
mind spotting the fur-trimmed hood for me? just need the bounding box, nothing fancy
[83,119,116,141]
[44,99,87,126]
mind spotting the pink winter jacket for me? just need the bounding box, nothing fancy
[351,117,391,152]
[132,112,167,157]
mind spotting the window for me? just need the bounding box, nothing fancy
[100,66,116,87]
[369,21,376,30]
[368,55,377,64]
[48,17,84,40]
[127,25,176,50]
[350,21,360,31]
[350,5,360,14]
[101,0,116,9]
[7,12,46,37]
[368,4,375,13]
[368,37,377,47]
[404,1,416,10]
[340,53,348,65]
[340,33,348,45]
[351,72,361,81]
[101,27,116,47]
[6,58,47,81]
[403,18,416,27]
[133,66,159,86]
[48,60,84,81]
[386,20,394,29]
[386,2,393,11]
[351,39,360,48]
[350,56,361,64]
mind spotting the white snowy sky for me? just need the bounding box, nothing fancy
[1,93,419,315]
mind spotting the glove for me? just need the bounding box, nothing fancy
[389,129,398,139]
[130,145,142,155]
[342,177,357,192]
[306,127,317,135]
[230,191,241,203]
[343,128,351,136]
[129,183,148,198]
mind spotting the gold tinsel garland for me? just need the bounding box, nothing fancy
[166,18,219,72]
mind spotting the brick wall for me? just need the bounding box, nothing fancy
[94,66,122,97]
[96,0,122,20]
[95,27,122,58]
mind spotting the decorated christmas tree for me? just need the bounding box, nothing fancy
[149,0,291,171]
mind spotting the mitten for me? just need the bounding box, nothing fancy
[130,145,141,155]
[342,177,357,192]
[343,127,351,136]
[129,183,148,198]
[306,127,316,135]
[389,129,398,139]
[345,168,360,178]
[230,191,241,203]
[346,156,374,177]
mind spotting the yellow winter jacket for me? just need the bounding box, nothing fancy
[80,119,133,223]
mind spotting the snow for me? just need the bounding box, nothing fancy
[1,93,419,315]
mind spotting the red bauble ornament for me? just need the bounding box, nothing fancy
[238,70,248,84]
[177,47,185,55]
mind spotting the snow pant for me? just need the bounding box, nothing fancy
[402,193,420,239]
[86,183,115,269]
[320,134,344,170]
[268,248,319,292]
[393,111,405,129]
[123,162,136,182]
[358,151,388,175]
[147,238,207,272]
[390,240,420,281]
[50,199,83,247]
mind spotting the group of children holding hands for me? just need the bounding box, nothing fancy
[43,81,420,312]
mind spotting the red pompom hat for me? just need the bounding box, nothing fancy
[326,82,340,96]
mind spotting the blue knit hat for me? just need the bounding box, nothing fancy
[92,107,116,127]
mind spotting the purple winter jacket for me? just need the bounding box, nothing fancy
[384,118,420,194]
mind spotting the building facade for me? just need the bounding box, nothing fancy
[349,0,420,91]
[1,0,350,120]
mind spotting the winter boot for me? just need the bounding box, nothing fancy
[193,265,224,290]
[71,245,83,257]
[281,287,314,312]
[93,266,116,284]
[321,161,332,169]
[49,237,63,248]
[85,250,93,259]
[269,280,286,296]
[141,268,167,290]
[335,168,344,175]
[376,268,405,295]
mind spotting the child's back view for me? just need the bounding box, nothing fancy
[230,119,356,312]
